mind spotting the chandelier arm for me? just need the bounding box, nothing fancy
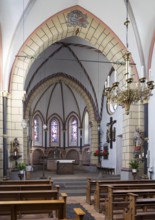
[104,0,154,115]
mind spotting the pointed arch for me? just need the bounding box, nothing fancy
[32,111,44,146]
[48,114,62,147]
[9,5,133,93]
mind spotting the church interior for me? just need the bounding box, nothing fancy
[0,0,155,219]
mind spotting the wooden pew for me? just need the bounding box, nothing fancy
[94,182,155,213]
[0,193,85,220]
[0,183,53,191]
[0,189,59,201]
[1,177,53,186]
[105,186,155,220]
[86,178,155,206]
[86,178,153,205]
[124,193,155,220]
[0,193,67,220]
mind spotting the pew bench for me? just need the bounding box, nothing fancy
[105,186,155,220]
[0,193,67,220]
[86,178,155,205]
[124,193,155,220]
[1,178,53,187]
[0,183,54,191]
[92,180,155,212]
[0,189,59,201]
[0,193,85,220]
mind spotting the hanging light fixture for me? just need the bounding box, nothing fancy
[104,0,154,115]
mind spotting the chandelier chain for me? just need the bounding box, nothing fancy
[104,0,154,115]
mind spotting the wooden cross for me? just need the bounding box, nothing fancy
[106,117,116,148]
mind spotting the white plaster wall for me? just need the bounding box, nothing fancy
[100,98,123,173]
[148,46,155,179]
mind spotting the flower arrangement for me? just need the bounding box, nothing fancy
[93,150,101,156]
[93,149,109,157]
[102,149,109,157]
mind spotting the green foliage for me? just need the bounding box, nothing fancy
[129,160,139,169]
[17,162,26,170]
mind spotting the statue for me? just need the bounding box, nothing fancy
[133,128,144,146]
[13,137,19,155]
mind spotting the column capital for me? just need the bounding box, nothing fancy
[2,90,9,98]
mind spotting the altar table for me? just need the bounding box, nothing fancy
[56,160,75,174]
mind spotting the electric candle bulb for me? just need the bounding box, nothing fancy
[105,80,107,88]
[141,65,144,78]
[149,68,152,81]
[129,66,131,78]
[107,76,110,87]
[114,70,117,82]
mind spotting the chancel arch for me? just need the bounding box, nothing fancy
[9,5,128,94]
[7,5,141,174]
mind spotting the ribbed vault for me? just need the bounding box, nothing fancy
[9,5,129,93]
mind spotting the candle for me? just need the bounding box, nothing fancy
[114,70,117,82]
[107,76,110,87]
[129,66,131,78]
[125,60,128,73]
[141,65,144,78]
[105,80,107,88]
[149,68,152,81]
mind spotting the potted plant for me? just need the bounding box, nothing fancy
[129,159,139,173]
[102,149,109,159]
[17,162,26,174]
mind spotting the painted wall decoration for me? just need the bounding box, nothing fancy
[66,10,89,28]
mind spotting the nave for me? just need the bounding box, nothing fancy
[1,169,155,220]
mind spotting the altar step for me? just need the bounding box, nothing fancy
[53,179,87,196]
[53,174,120,196]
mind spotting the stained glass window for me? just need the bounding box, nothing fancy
[33,114,43,146]
[69,116,78,145]
[34,116,39,142]
[50,118,59,145]
[84,111,89,144]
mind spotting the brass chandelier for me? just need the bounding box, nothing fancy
[104,0,154,115]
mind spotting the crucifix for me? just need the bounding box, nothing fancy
[106,117,116,148]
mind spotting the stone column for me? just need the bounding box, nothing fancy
[90,120,98,165]
[2,91,8,177]
[121,104,144,180]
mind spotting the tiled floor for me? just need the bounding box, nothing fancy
[29,169,106,219]
[0,197,105,220]
[67,196,105,220]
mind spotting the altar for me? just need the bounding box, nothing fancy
[56,160,75,174]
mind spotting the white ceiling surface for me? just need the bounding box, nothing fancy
[25,36,110,115]
[0,0,155,90]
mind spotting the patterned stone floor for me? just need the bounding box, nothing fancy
[0,196,105,220]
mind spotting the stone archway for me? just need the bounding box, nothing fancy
[7,5,140,173]
[9,5,128,93]
[24,73,99,165]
